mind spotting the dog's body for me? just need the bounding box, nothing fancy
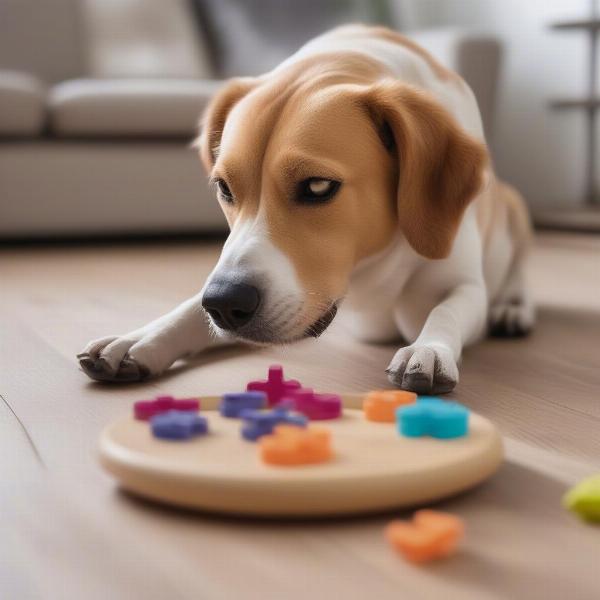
[79,25,533,393]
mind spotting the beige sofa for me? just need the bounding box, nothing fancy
[0,0,501,238]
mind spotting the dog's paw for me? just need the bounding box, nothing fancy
[386,344,458,394]
[489,297,534,338]
[77,334,152,383]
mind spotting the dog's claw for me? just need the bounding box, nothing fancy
[78,352,147,383]
[387,344,459,394]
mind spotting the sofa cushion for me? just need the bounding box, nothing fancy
[188,0,382,78]
[0,71,46,136]
[49,79,222,137]
[83,0,213,79]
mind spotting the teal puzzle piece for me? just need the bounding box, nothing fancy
[396,397,469,439]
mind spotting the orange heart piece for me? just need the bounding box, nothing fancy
[364,390,417,422]
[385,510,464,563]
[260,424,332,466]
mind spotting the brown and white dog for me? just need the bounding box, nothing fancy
[78,25,534,393]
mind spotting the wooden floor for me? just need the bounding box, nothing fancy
[1,232,599,600]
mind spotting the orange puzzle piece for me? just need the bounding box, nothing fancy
[259,424,332,466]
[363,390,417,422]
[385,510,464,563]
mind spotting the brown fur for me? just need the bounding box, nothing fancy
[363,81,488,259]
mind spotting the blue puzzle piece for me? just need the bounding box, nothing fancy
[240,407,308,441]
[220,391,267,418]
[396,397,469,439]
[151,410,208,440]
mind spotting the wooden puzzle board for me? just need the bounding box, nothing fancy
[99,394,503,517]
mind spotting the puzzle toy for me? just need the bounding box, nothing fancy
[260,424,333,466]
[563,474,600,522]
[99,365,503,516]
[286,388,342,420]
[240,406,308,441]
[151,410,208,441]
[220,391,267,418]
[397,397,469,439]
[385,510,464,563]
[363,390,416,422]
[246,365,302,407]
[134,395,199,421]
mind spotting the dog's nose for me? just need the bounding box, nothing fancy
[202,279,261,330]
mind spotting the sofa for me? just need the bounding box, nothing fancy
[0,0,501,238]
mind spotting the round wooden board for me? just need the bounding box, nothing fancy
[99,394,503,517]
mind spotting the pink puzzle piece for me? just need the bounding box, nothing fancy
[246,365,302,407]
[134,395,200,421]
[285,388,342,420]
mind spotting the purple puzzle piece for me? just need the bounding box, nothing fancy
[246,365,301,407]
[220,391,267,418]
[285,388,342,421]
[134,395,200,420]
[151,410,208,440]
[240,407,307,441]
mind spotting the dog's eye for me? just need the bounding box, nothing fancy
[296,178,341,204]
[216,179,234,202]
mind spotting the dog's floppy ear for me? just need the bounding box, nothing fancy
[196,77,257,172]
[363,80,487,259]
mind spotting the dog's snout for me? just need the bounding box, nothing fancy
[202,279,261,330]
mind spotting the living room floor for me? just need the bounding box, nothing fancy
[1,231,599,599]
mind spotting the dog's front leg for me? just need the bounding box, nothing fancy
[387,282,487,394]
[78,294,228,382]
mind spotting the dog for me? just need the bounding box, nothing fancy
[78,25,534,393]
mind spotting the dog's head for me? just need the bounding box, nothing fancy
[196,57,486,344]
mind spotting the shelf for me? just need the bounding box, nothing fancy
[551,18,600,31]
[549,97,600,110]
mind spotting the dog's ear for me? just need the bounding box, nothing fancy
[363,80,488,259]
[196,78,257,172]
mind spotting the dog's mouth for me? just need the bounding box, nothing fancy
[303,303,338,338]
[211,301,339,345]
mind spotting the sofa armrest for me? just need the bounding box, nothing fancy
[0,70,46,137]
[48,79,222,138]
[409,28,502,140]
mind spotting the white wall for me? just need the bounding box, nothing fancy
[397,0,593,210]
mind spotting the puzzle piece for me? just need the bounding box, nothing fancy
[286,388,342,420]
[363,390,417,422]
[220,391,267,418]
[563,474,600,522]
[240,407,307,441]
[397,397,469,439]
[134,395,200,421]
[246,365,301,407]
[260,424,333,466]
[385,510,464,563]
[151,410,208,441]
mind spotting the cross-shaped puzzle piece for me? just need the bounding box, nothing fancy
[151,410,208,440]
[260,424,333,466]
[246,365,301,407]
[396,397,469,439]
[385,510,464,563]
[363,390,417,422]
[134,395,200,421]
[240,407,307,441]
[285,388,342,420]
[220,391,267,418]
